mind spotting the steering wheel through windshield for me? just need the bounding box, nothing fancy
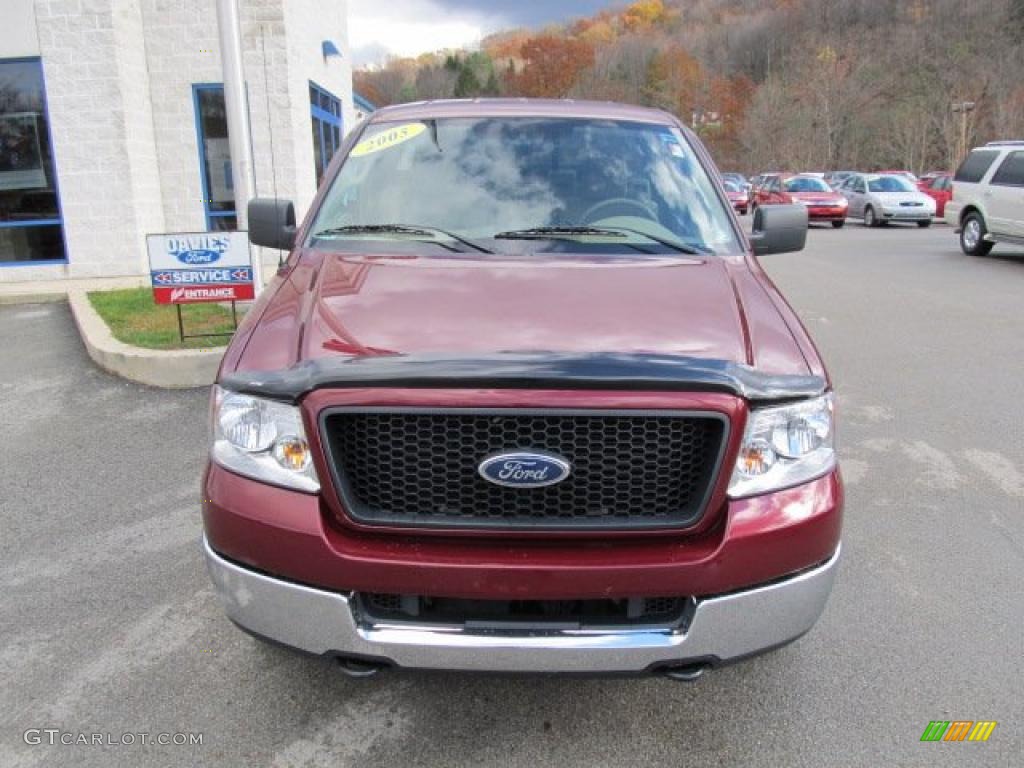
[580,197,657,225]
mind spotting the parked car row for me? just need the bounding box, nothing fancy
[724,170,938,228]
[724,140,1024,257]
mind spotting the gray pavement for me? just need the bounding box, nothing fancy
[1,222,1022,767]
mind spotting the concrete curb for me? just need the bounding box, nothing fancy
[68,289,225,389]
[0,289,68,306]
[0,275,149,306]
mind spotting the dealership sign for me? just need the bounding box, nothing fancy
[146,232,254,304]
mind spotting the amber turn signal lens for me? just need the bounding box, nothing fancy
[737,439,776,476]
[273,436,311,471]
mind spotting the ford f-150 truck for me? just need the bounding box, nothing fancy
[203,99,842,679]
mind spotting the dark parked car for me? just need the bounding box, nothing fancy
[824,171,856,189]
[203,99,841,679]
[722,171,751,193]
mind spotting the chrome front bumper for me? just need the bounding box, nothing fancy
[204,537,840,674]
[880,208,933,220]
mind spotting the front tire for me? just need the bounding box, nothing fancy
[863,206,878,227]
[960,212,993,256]
[917,220,932,228]
[831,220,845,229]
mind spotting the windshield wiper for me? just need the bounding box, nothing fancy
[591,225,711,254]
[313,224,492,254]
[494,226,707,255]
[495,226,628,240]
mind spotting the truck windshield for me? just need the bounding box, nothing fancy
[309,117,740,255]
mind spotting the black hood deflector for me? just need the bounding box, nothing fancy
[220,353,826,404]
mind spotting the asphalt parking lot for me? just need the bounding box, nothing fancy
[1,222,1022,767]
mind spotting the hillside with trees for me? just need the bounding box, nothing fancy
[354,0,1024,172]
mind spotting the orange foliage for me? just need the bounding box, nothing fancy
[701,74,756,166]
[577,19,616,46]
[623,0,669,32]
[483,30,533,62]
[648,45,704,116]
[506,34,596,98]
[352,73,385,106]
[712,74,756,131]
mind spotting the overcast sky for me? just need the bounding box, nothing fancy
[349,0,620,65]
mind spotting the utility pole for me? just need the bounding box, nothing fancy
[216,0,262,291]
[951,101,975,167]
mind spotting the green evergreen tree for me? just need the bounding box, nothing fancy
[454,64,482,97]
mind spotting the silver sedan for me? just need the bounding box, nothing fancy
[838,173,937,227]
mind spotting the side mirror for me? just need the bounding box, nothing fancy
[248,198,296,251]
[749,203,808,255]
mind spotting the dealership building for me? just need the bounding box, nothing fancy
[0,0,359,283]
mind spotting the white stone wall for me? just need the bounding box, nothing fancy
[1,0,353,282]
[140,0,240,234]
[27,0,165,280]
[0,0,40,58]
[280,0,353,220]
[112,1,166,272]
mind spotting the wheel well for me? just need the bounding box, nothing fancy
[960,206,981,225]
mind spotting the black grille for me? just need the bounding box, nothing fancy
[321,409,727,530]
[359,593,689,628]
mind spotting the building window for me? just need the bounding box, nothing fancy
[310,82,342,186]
[192,84,236,231]
[0,58,65,265]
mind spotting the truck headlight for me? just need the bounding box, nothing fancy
[728,394,835,498]
[210,386,319,493]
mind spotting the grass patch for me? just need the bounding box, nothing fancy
[88,287,240,350]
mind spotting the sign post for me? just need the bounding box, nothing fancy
[147,231,254,341]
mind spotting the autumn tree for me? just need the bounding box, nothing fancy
[623,0,670,32]
[645,45,704,118]
[506,34,595,98]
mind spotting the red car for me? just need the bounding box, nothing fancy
[204,99,840,679]
[916,171,948,190]
[920,172,952,217]
[723,178,750,214]
[755,174,849,227]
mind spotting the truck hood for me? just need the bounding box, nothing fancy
[264,251,811,375]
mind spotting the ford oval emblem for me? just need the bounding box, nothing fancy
[478,451,571,488]
[176,249,221,265]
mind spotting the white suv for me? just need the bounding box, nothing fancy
[946,141,1024,255]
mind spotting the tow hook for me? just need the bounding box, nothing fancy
[337,657,385,678]
[662,663,709,682]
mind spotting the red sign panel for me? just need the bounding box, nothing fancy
[152,284,256,305]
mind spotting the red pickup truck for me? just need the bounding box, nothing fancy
[203,99,842,680]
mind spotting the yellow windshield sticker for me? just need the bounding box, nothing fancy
[350,123,427,157]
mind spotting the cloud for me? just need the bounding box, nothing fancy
[428,0,620,27]
[350,0,486,64]
[349,0,620,65]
